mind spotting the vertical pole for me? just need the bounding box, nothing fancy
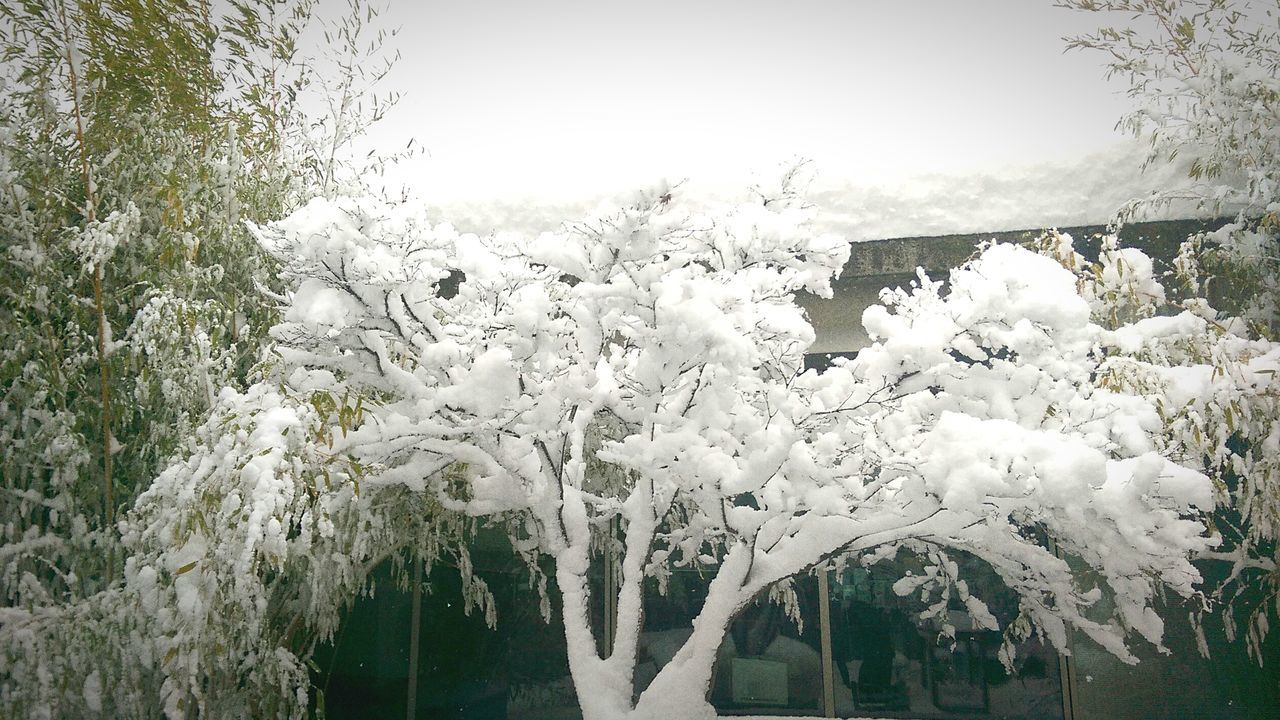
[1059,652,1076,720]
[1047,537,1076,720]
[817,569,836,718]
[604,517,618,655]
[604,547,615,655]
[406,553,423,720]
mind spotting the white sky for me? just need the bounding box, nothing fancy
[350,0,1137,205]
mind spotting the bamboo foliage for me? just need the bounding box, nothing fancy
[1063,0,1280,662]
[0,1,408,715]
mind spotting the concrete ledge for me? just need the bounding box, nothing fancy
[835,217,1232,279]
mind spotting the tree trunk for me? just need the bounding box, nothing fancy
[600,482,659,693]
[550,480,632,719]
[629,542,753,720]
[557,551,634,719]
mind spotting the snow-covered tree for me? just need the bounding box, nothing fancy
[0,1,409,716]
[1060,0,1278,332]
[170,184,1211,720]
[1063,0,1280,662]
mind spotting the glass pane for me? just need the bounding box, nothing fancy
[635,569,824,715]
[712,574,825,715]
[315,539,582,719]
[1068,560,1280,719]
[634,569,709,702]
[829,559,1065,720]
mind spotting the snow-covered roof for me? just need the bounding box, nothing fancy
[426,140,1233,241]
[808,144,1221,242]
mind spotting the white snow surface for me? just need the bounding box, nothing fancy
[427,142,1233,239]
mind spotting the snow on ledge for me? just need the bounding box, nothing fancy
[730,716,887,720]
[426,140,1237,242]
[809,142,1232,242]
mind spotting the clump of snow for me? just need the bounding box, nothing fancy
[68,202,140,272]
[81,670,101,713]
[284,280,355,337]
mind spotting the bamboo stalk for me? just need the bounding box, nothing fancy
[94,266,114,532]
[59,0,114,581]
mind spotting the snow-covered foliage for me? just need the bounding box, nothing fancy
[0,588,160,720]
[216,184,1213,719]
[0,1,410,716]
[0,0,289,613]
[1064,0,1280,663]
[1063,0,1279,332]
[1062,0,1279,217]
[1,374,478,718]
[120,382,475,719]
[1040,227,1280,663]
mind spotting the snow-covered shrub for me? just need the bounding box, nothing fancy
[1061,0,1279,218]
[1039,226,1280,663]
[0,589,161,720]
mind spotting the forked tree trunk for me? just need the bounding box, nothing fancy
[627,543,754,720]
[559,540,754,720]
[557,534,644,719]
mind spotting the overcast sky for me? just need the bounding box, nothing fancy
[345,0,1137,204]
